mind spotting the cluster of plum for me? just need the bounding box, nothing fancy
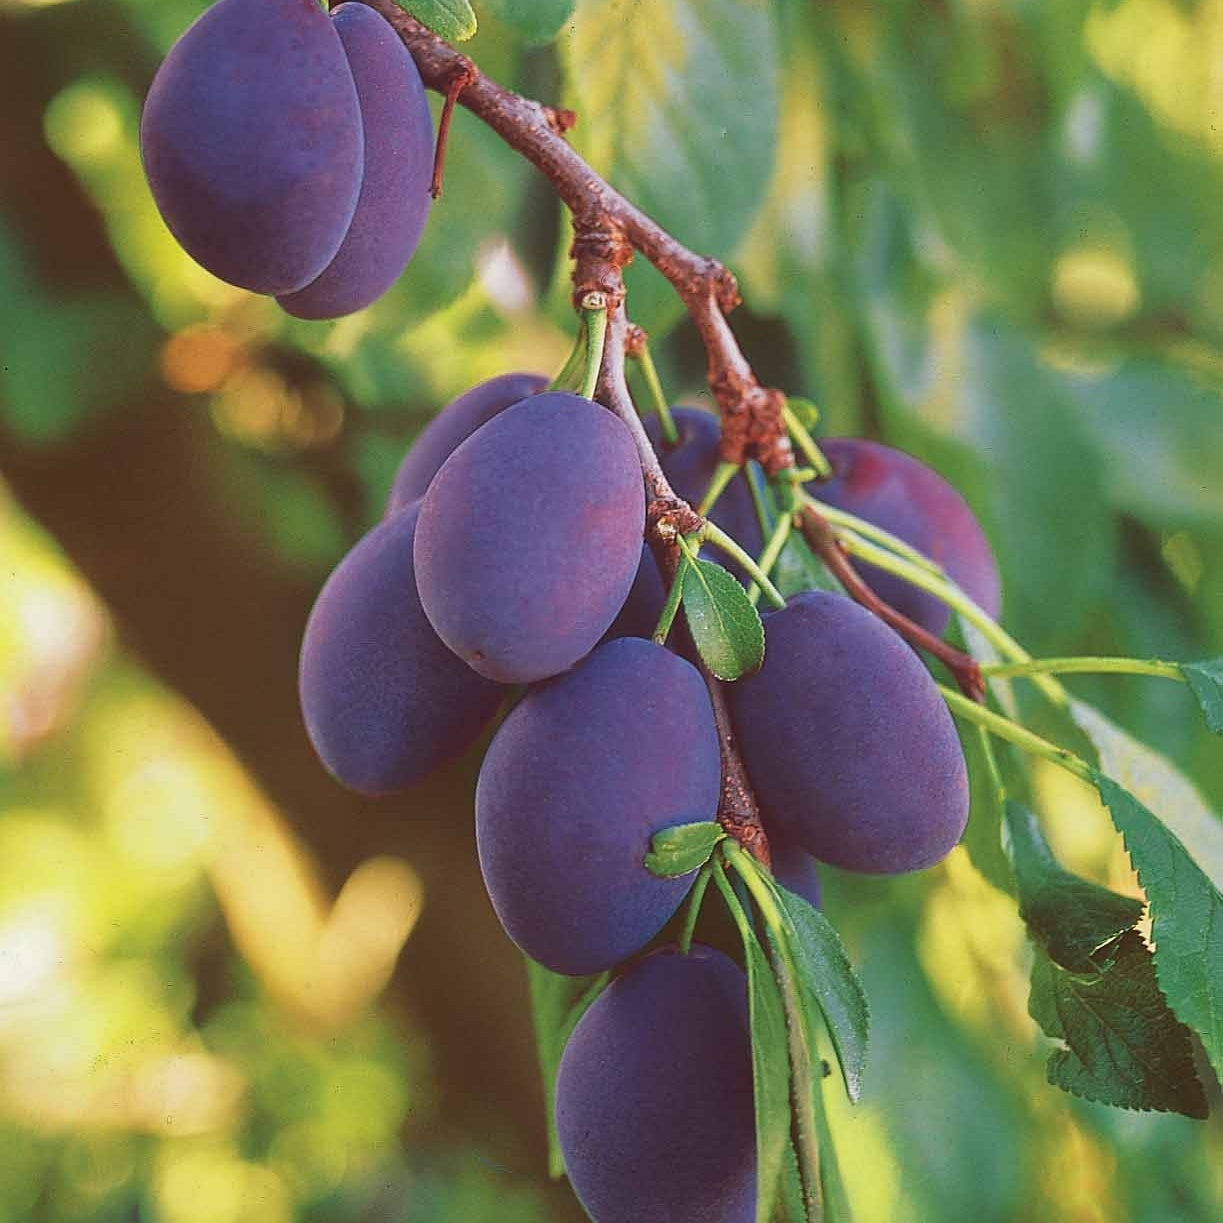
[141,0,433,319]
[297,371,1001,1223]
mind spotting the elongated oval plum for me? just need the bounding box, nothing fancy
[770,835,822,910]
[645,407,763,578]
[141,0,364,295]
[556,945,755,1223]
[730,590,969,874]
[599,545,666,642]
[386,372,548,512]
[415,393,645,683]
[475,638,720,975]
[810,438,1001,637]
[299,499,503,795]
[278,3,434,319]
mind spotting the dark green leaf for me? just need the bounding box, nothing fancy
[397,0,477,41]
[1182,657,1223,735]
[1028,934,1208,1119]
[773,883,870,1104]
[1096,774,1223,1084]
[643,821,724,878]
[712,867,792,1223]
[1003,800,1143,972]
[682,557,766,680]
[562,0,779,334]
[524,959,609,1178]
[1071,699,1223,888]
[481,0,575,42]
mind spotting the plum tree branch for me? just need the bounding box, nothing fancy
[360,0,793,473]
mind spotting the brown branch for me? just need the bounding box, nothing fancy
[361,0,791,471]
[798,505,986,702]
[580,242,771,867]
[652,542,772,869]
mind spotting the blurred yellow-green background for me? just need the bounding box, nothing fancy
[1,1,1221,1221]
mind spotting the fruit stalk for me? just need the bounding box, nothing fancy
[359,0,793,472]
[798,504,986,702]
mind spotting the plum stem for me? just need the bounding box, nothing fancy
[748,514,793,608]
[678,865,713,956]
[797,505,985,702]
[625,327,680,444]
[578,296,609,402]
[429,59,478,199]
[981,656,1186,683]
[939,686,1095,783]
[702,522,787,611]
[698,461,740,516]
[360,0,794,472]
[783,405,833,479]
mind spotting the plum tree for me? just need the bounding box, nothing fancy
[555,945,756,1223]
[414,393,646,682]
[141,0,364,295]
[298,499,503,794]
[475,639,720,975]
[278,2,435,319]
[386,372,548,511]
[729,590,969,873]
[810,438,1001,637]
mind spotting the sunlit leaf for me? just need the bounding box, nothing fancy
[1096,774,1223,1084]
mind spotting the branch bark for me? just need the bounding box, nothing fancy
[360,0,792,472]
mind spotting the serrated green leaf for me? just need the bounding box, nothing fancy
[481,0,575,42]
[643,821,724,878]
[1071,699,1223,888]
[562,0,779,334]
[1096,773,1223,1085]
[682,557,766,680]
[525,959,609,1178]
[1182,657,1223,734]
[712,867,792,1223]
[397,0,477,41]
[1003,800,1143,972]
[1028,934,1208,1119]
[772,883,870,1104]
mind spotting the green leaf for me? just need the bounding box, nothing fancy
[481,0,575,42]
[524,959,609,1178]
[1096,773,1223,1086]
[643,821,724,878]
[1182,657,1223,735]
[681,557,766,681]
[1070,699,1223,888]
[1028,934,1208,1119]
[772,883,870,1104]
[711,867,792,1223]
[562,0,779,334]
[397,0,477,41]
[773,532,842,599]
[1003,800,1143,972]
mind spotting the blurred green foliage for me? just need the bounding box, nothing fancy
[1,0,1221,1220]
